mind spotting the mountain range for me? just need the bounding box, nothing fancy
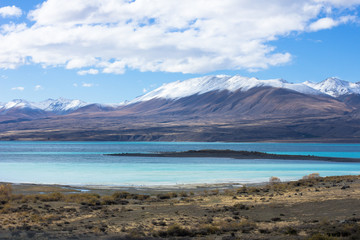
[0,75,359,142]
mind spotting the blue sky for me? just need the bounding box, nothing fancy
[0,0,360,103]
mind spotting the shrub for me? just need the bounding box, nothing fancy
[65,193,100,205]
[0,184,12,204]
[215,219,256,233]
[112,191,149,200]
[303,173,320,180]
[237,186,247,194]
[101,195,117,205]
[198,224,220,235]
[36,192,64,202]
[159,224,192,237]
[269,176,281,184]
[112,191,131,199]
[179,191,188,197]
[157,192,177,200]
[284,226,298,235]
[307,233,336,240]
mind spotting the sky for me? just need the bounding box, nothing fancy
[0,0,360,104]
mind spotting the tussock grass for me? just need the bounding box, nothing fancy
[0,184,150,206]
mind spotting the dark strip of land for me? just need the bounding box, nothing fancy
[107,149,360,162]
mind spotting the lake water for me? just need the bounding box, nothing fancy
[0,142,359,186]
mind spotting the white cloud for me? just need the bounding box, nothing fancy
[0,0,359,73]
[142,88,147,93]
[77,68,99,75]
[34,85,44,91]
[309,16,355,31]
[11,86,24,91]
[82,82,94,87]
[315,0,360,7]
[73,83,78,87]
[0,6,22,18]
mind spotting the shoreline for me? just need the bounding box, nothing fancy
[0,173,354,195]
[106,149,360,162]
[2,181,267,196]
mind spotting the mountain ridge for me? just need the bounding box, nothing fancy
[0,75,359,142]
[1,76,359,113]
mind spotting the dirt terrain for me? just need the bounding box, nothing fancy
[1,175,360,239]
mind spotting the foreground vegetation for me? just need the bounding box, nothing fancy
[1,175,360,239]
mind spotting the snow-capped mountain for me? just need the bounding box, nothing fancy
[132,75,319,103]
[132,75,359,103]
[0,99,38,110]
[304,77,360,97]
[1,75,359,117]
[0,98,89,114]
[32,98,88,114]
[1,75,360,142]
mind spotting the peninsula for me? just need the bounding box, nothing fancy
[107,149,360,162]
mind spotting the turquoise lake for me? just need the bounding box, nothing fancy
[0,141,359,186]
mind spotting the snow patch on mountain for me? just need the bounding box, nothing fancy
[304,77,360,97]
[33,98,88,113]
[4,99,37,110]
[0,98,89,114]
[132,75,320,103]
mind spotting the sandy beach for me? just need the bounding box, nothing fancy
[1,174,360,239]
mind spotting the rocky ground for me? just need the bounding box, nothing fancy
[0,175,360,239]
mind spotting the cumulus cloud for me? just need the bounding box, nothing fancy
[11,86,24,91]
[0,6,22,18]
[0,0,359,74]
[77,68,99,75]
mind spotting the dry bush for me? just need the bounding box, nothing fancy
[158,224,192,237]
[307,233,337,240]
[269,176,281,184]
[179,191,188,197]
[100,195,117,205]
[303,173,320,180]
[157,192,178,200]
[215,219,256,233]
[112,191,149,200]
[0,184,12,196]
[65,193,101,205]
[112,191,131,199]
[36,192,64,202]
[0,184,12,204]
[210,189,219,195]
[198,224,220,235]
